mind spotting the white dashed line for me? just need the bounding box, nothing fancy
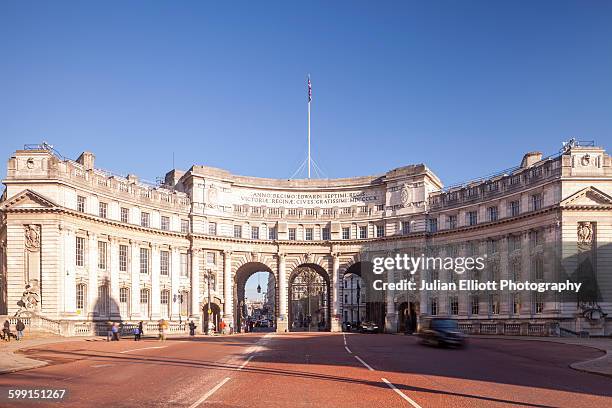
[381,377,423,408]
[188,377,230,408]
[237,355,254,370]
[344,346,352,354]
[119,346,167,354]
[354,355,374,371]
[343,333,347,345]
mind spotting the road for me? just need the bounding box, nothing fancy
[0,332,611,407]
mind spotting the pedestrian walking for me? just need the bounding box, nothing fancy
[219,319,226,334]
[133,326,140,341]
[158,319,168,341]
[16,319,25,341]
[2,320,11,342]
[138,321,144,340]
[188,320,196,336]
[111,322,120,341]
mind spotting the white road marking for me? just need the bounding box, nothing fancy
[344,346,352,354]
[343,333,347,345]
[237,355,254,370]
[188,377,230,408]
[119,346,167,354]
[354,355,374,371]
[381,377,423,408]
[90,364,113,368]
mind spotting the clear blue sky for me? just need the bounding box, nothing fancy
[1,1,611,186]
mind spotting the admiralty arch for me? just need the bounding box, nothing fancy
[0,141,611,336]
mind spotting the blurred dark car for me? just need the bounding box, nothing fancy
[360,321,380,333]
[418,318,466,347]
[342,321,353,332]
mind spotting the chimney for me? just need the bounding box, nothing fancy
[76,151,95,171]
[520,151,542,168]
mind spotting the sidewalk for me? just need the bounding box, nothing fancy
[472,335,612,377]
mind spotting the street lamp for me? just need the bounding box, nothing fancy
[205,268,214,335]
[173,292,184,324]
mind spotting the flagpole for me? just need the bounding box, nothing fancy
[307,74,311,179]
[308,96,311,179]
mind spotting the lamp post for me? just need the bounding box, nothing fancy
[173,292,184,324]
[205,268,213,335]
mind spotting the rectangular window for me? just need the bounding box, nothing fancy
[489,295,500,315]
[97,285,109,316]
[342,227,350,240]
[534,292,544,314]
[401,221,410,235]
[375,225,384,238]
[359,226,367,239]
[119,245,128,272]
[207,251,216,265]
[471,295,479,315]
[509,235,522,252]
[269,226,278,240]
[487,239,498,254]
[99,202,108,218]
[251,226,259,239]
[98,241,107,269]
[180,253,188,277]
[530,229,543,248]
[140,248,149,274]
[447,215,457,229]
[160,291,170,319]
[534,257,544,280]
[161,216,170,231]
[427,218,438,233]
[531,193,543,211]
[322,227,330,241]
[513,293,521,315]
[181,219,190,234]
[305,228,313,241]
[121,207,129,223]
[76,236,85,267]
[376,204,384,211]
[430,297,438,316]
[509,200,521,217]
[140,289,150,318]
[141,212,150,228]
[488,206,498,222]
[77,196,86,213]
[467,211,478,226]
[76,284,86,310]
[208,222,217,235]
[450,296,459,315]
[119,287,129,317]
[289,228,296,241]
[234,225,242,238]
[160,251,170,276]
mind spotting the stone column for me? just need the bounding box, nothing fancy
[151,244,161,320]
[277,253,288,332]
[190,248,201,320]
[87,232,97,318]
[170,246,180,320]
[62,226,76,315]
[331,253,342,332]
[109,236,121,319]
[223,250,233,324]
[130,240,141,317]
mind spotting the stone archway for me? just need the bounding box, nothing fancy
[288,263,331,332]
[202,299,222,333]
[343,261,386,330]
[234,262,277,333]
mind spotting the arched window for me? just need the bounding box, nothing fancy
[140,288,150,319]
[76,284,87,312]
[119,287,130,318]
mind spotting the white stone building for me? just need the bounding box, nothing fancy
[0,140,610,336]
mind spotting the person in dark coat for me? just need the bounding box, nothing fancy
[16,319,25,341]
[2,320,11,342]
[189,320,196,336]
[138,321,144,340]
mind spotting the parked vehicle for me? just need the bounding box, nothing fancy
[418,318,466,348]
[360,321,380,333]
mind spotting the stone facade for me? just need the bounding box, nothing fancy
[0,141,611,336]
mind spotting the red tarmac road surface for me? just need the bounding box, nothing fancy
[0,332,611,407]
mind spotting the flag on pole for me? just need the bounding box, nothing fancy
[308,76,312,103]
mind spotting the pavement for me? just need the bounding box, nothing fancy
[0,332,610,407]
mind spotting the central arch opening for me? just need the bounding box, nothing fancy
[234,262,276,333]
[288,264,330,332]
[343,261,386,331]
